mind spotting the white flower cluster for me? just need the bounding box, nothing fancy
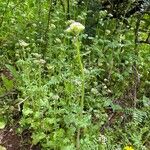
[98,134,107,144]
[19,40,29,47]
[65,21,85,35]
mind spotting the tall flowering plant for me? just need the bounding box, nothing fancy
[65,21,85,149]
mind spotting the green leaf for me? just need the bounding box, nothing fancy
[0,87,6,96]
[32,132,46,145]
[0,145,6,150]
[0,118,6,129]
[5,64,19,79]
[61,145,75,150]
[142,96,150,107]
[22,107,33,116]
[1,75,13,91]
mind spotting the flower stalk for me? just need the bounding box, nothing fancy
[74,37,85,149]
[65,21,85,149]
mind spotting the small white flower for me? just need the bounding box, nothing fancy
[106,30,111,35]
[83,68,90,74]
[19,40,29,47]
[107,89,112,93]
[65,21,85,35]
[33,60,39,64]
[32,53,41,58]
[108,13,113,17]
[39,59,46,65]
[115,148,122,150]
[52,95,59,100]
[98,134,107,144]
[55,38,61,43]
[32,23,37,27]
[103,85,107,89]
[73,79,81,86]
[104,78,108,82]
[49,24,56,30]
[91,88,99,95]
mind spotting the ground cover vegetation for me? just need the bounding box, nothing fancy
[0,0,150,149]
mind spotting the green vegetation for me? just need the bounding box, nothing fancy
[0,0,150,150]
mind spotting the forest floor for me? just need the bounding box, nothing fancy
[0,125,41,150]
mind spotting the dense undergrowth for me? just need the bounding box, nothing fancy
[0,0,150,150]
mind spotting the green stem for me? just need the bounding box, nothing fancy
[74,37,85,149]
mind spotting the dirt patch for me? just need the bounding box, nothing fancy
[0,126,41,150]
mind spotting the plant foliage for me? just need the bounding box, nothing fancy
[0,0,150,149]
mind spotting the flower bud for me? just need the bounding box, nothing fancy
[65,21,85,35]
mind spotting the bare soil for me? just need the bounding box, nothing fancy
[0,126,41,150]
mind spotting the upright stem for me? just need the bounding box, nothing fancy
[74,37,85,149]
[43,0,52,58]
[133,14,142,108]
